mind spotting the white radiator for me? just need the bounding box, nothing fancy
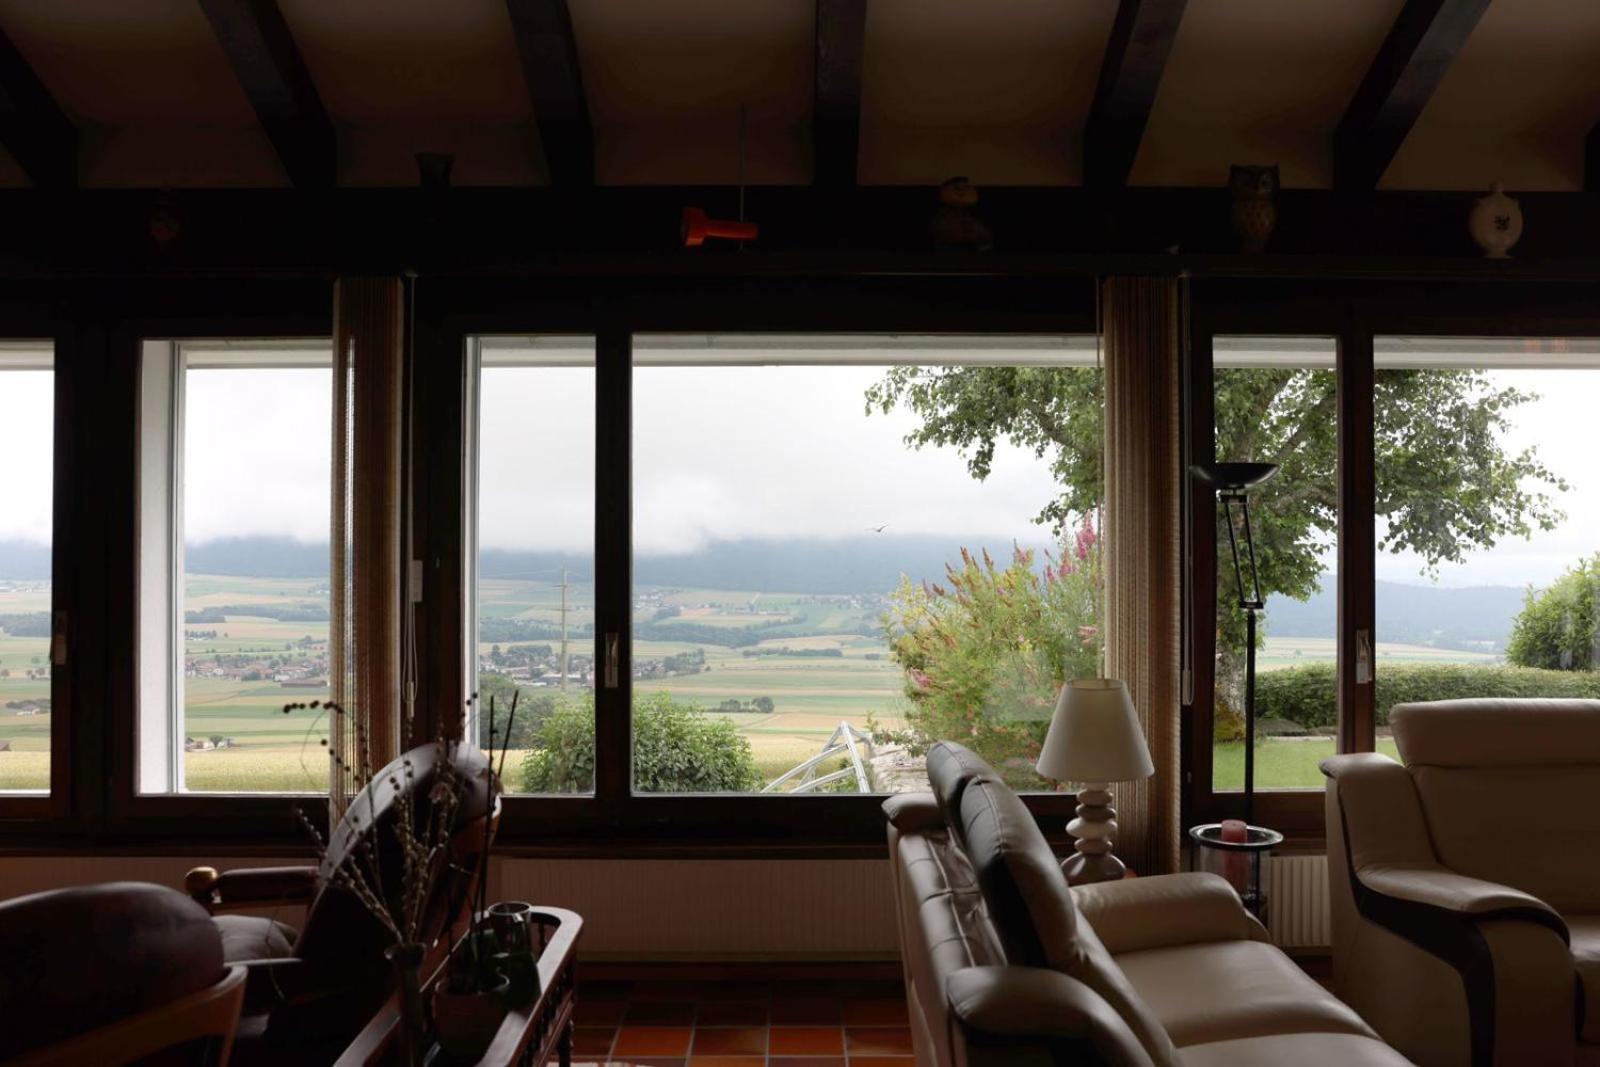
[1267,853,1331,949]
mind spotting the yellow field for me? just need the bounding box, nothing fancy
[0,750,48,790]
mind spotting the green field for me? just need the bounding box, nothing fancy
[0,571,1525,796]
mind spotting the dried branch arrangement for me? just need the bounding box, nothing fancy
[288,699,479,947]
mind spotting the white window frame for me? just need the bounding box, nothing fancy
[0,343,58,796]
[137,339,332,795]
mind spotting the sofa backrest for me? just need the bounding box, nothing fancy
[1391,698,1600,912]
[907,742,1176,1066]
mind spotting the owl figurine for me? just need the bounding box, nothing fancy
[932,176,994,251]
[1229,164,1279,253]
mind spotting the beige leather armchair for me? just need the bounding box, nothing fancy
[1323,698,1600,1067]
[888,741,1408,1067]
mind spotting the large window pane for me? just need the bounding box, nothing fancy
[630,335,1102,794]
[0,345,54,793]
[1211,337,1340,792]
[471,337,595,795]
[140,342,333,794]
[1374,338,1600,737]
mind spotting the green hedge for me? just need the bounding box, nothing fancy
[1256,662,1600,731]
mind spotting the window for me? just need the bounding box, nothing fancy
[628,335,1102,795]
[0,344,55,794]
[1373,338,1600,732]
[1209,337,1339,792]
[139,341,333,794]
[467,337,596,794]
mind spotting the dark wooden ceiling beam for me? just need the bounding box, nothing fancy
[813,0,867,187]
[198,0,336,189]
[505,0,594,187]
[1083,0,1188,189]
[0,27,75,189]
[1334,0,1489,191]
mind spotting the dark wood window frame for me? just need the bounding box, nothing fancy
[0,295,75,825]
[8,273,1600,858]
[1182,276,1600,848]
[425,276,1100,856]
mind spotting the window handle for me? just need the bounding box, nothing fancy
[1355,629,1373,685]
[50,611,67,667]
[604,632,619,689]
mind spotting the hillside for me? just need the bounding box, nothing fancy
[1264,579,1527,653]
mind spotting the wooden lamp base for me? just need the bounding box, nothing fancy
[1062,783,1126,885]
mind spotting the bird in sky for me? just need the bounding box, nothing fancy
[866,523,890,533]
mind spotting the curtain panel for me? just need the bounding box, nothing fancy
[1102,275,1184,875]
[330,277,405,820]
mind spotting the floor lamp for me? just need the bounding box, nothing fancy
[1189,461,1283,918]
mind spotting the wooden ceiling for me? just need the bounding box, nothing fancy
[0,0,1596,191]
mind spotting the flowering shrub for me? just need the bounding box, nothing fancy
[884,518,1103,787]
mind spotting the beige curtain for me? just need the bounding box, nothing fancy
[331,277,405,821]
[1102,276,1184,875]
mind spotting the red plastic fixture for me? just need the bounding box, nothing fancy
[682,207,758,247]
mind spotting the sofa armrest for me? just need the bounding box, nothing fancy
[1358,865,1566,932]
[1070,873,1268,954]
[882,793,943,833]
[185,865,319,913]
[946,966,1155,1067]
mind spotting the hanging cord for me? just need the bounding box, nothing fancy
[401,270,419,746]
[1094,276,1106,679]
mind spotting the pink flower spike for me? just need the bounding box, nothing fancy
[1074,520,1097,561]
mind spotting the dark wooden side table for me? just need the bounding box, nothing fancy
[338,906,584,1067]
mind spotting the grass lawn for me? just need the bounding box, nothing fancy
[1213,736,1400,790]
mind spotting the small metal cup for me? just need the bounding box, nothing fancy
[486,900,536,955]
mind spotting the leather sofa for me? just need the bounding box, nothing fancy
[1323,698,1600,1067]
[887,740,1408,1066]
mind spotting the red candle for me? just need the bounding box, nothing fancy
[1220,819,1249,892]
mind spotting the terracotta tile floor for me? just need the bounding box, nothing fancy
[572,978,914,1067]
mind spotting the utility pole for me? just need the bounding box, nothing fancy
[559,568,569,689]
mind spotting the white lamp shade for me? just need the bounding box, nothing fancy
[1035,678,1154,784]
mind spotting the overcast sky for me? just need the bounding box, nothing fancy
[1,362,1595,590]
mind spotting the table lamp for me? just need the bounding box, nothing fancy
[1036,678,1154,885]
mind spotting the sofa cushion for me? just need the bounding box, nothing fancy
[926,741,1001,846]
[1409,764,1600,913]
[215,914,298,962]
[957,776,1176,1066]
[1114,939,1377,1047]
[1569,915,1600,1043]
[1178,1032,1412,1067]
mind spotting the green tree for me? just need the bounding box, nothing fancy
[870,365,1567,729]
[883,534,1102,787]
[1507,553,1600,671]
[475,673,555,750]
[520,691,761,793]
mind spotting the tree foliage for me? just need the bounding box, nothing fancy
[519,691,761,794]
[1507,553,1600,671]
[882,530,1102,787]
[870,363,1567,730]
[475,674,557,750]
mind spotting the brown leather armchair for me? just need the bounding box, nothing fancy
[185,741,501,1063]
[888,741,1409,1067]
[1323,698,1600,1067]
[0,881,246,1065]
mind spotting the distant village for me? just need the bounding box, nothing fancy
[183,632,328,688]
